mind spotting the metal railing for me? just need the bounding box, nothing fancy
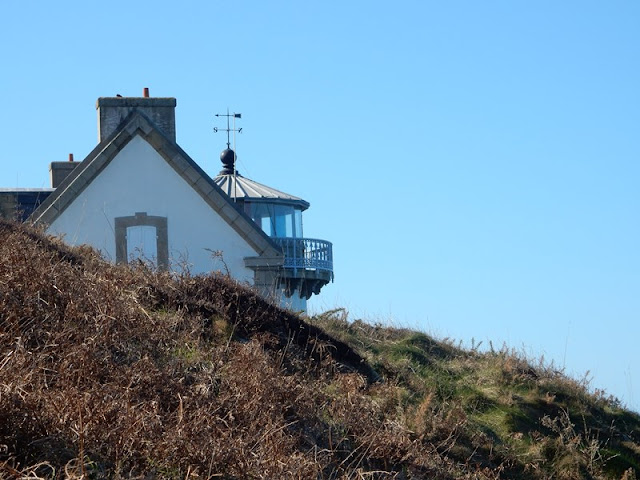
[272,237,333,275]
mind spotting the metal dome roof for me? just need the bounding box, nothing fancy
[213,173,310,210]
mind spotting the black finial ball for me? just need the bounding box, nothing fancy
[219,148,235,175]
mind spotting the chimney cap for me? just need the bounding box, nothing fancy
[96,97,176,108]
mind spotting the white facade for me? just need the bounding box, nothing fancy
[48,136,259,282]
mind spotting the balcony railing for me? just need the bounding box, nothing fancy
[272,237,333,277]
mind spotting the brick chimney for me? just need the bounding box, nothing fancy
[50,153,78,188]
[96,88,177,143]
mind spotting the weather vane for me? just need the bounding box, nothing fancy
[214,109,242,149]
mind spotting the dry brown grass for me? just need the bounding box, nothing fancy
[0,219,638,479]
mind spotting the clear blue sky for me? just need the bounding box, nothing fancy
[1,1,638,411]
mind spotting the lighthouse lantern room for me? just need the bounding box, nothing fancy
[213,146,333,312]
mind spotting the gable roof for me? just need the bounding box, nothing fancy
[29,111,283,260]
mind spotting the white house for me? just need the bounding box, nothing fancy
[19,90,333,311]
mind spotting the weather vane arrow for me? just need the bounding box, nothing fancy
[214,109,242,149]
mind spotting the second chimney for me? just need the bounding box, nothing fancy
[50,154,78,188]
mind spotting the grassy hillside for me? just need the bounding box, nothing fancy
[0,219,639,479]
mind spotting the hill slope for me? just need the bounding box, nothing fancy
[0,220,639,479]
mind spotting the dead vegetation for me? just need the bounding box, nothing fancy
[0,219,638,479]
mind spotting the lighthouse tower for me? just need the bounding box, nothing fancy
[213,147,333,312]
